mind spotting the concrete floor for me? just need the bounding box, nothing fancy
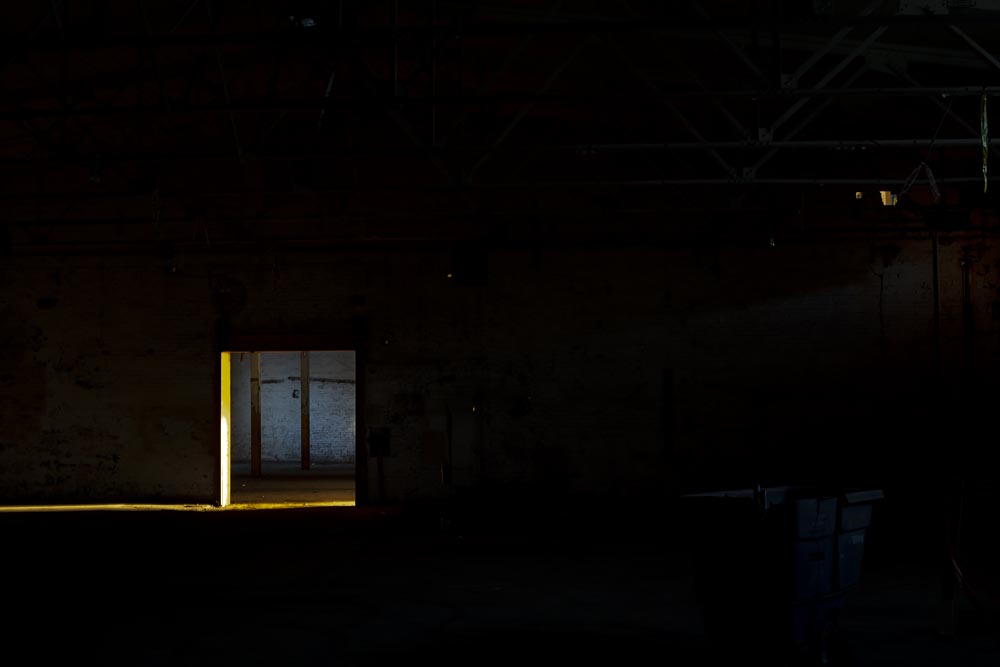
[231,462,355,505]
[2,503,997,666]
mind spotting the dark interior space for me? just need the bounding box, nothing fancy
[2,1,1000,664]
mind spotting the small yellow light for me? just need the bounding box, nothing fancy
[447,273,453,279]
[855,191,863,199]
[880,190,897,206]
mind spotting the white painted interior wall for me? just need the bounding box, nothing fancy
[231,351,356,464]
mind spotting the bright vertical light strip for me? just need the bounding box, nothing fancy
[220,352,232,508]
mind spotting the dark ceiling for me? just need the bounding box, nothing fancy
[3,0,1000,251]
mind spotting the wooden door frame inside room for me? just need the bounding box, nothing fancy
[217,332,368,507]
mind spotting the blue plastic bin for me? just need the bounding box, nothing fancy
[682,485,883,658]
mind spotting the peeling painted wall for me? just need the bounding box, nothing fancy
[0,258,217,502]
[230,351,355,464]
[1,237,999,503]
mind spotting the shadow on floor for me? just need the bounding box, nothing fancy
[2,504,997,666]
[231,460,355,504]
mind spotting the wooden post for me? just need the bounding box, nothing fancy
[354,318,369,504]
[250,352,262,477]
[300,351,310,470]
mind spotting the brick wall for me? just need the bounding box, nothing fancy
[0,256,217,502]
[230,351,355,464]
[2,238,998,503]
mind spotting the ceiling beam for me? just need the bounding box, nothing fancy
[10,14,1000,49]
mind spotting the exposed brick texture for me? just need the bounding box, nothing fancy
[1,239,998,503]
[230,351,355,464]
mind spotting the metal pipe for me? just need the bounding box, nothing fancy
[469,37,590,176]
[392,0,399,97]
[606,36,737,179]
[7,85,1000,109]
[9,229,1000,259]
[2,176,995,208]
[772,26,888,134]
[790,0,884,84]
[0,137,996,166]
[2,88,1000,120]
[575,138,996,150]
[949,24,1000,73]
[431,0,437,147]
[482,176,1000,187]
[10,15,1000,50]
[753,65,869,173]
[685,0,768,84]
[932,230,941,384]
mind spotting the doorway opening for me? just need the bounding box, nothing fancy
[220,350,356,507]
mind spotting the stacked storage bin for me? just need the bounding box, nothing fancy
[683,486,882,661]
[788,495,843,649]
[788,489,881,656]
[838,489,881,589]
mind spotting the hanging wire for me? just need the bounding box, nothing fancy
[927,95,955,164]
[981,88,989,193]
[898,97,954,202]
[899,161,940,203]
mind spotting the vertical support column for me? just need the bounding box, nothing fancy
[301,351,310,470]
[250,352,262,477]
[354,317,369,504]
[219,352,231,507]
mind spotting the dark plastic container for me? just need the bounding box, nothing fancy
[793,536,835,600]
[682,485,883,659]
[837,528,867,589]
[839,503,873,532]
[793,496,838,539]
[790,591,847,646]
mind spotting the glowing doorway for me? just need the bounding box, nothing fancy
[220,351,356,508]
